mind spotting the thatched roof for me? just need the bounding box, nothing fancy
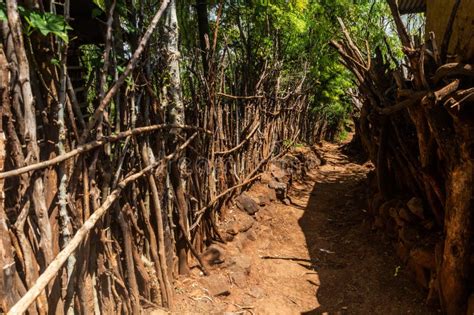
[398,0,426,14]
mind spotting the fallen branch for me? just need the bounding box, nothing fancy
[0,124,208,179]
[6,133,198,315]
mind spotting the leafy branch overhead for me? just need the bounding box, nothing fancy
[0,3,72,42]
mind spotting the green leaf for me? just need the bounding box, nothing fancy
[0,3,6,21]
[23,10,72,43]
[92,0,106,11]
[51,58,61,67]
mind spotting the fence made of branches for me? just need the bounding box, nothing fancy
[0,0,322,314]
[332,1,474,314]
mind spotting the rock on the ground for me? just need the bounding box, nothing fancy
[246,229,257,241]
[269,162,290,184]
[262,185,277,202]
[202,244,226,266]
[223,210,255,235]
[235,193,259,215]
[247,286,265,299]
[223,233,234,242]
[257,194,270,206]
[260,172,273,184]
[268,180,288,200]
[406,197,425,219]
[230,271,247,288]
[202,273,231,297]
[227,255,252,275]
[293,146,323,170]
[280,154,303,180]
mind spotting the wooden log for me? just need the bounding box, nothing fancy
[0,124,208,179]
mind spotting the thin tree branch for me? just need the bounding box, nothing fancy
[0,124,208,179]
[440,0,462,61]
[214,123,259,156]
[80,0,171,143]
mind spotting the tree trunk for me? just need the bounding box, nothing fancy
[196,0,210,75]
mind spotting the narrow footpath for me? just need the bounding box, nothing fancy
[171,142,438,314]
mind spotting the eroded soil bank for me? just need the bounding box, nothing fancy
[169,142,438,314]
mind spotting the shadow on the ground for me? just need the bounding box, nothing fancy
[296,148,437,315]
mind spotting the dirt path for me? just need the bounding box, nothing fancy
[172,142,437,314]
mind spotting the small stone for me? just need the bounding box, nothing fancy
[268,180,287,200]
[407,197,425,219]
[202,244,226,266]
[260,172,273,184]
[247,286,264,299]
[232,236,244,251]
[269,163,289,183]
[246,230,257,241]
[268,188,277,201]
[239,295,254,307]
[257,194,270,206]
[224,233,234,242]
[202,274,231,297]
[259,238,271,251]
[236,212,255,233]
[229,255,252,274]
[224,223,239,236]
[235,193,259,215]
[230,271,247,288]
[223,211,254,235]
